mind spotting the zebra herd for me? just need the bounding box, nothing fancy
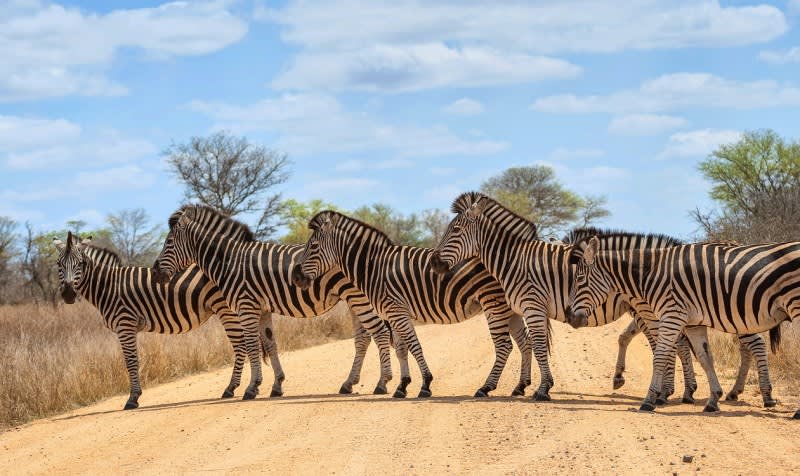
[53,192,798,420]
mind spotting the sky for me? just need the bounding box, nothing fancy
[2,0,800,240]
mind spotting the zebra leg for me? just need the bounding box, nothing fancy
[370,324,394,395]
[524,310,553,402]
[640,315,683,412]
[392,331,412,398]
[724,337,752,402]
[340,317,371,394]
[614,318,641,390]
[475,314,514,398]
[509,314,532,397]
[387,312,432,398]
[343,292,394,395]
[117,329,142,410]
[238,310,264,400]
[683,326,723,413]
[259,312,285,398]
[737,334,776,407]
[219,313,246,398]
[675,334,698,404]
[641,323,676,405]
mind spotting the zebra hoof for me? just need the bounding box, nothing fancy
[639,402,655,412]
[724,392,739,402]
[393,389,407,399]
[702,403,720,413]
[243,390,258,400]
[474,389,489,398]
[373,385,388,395]
[418,389,432,398]
[221,389,235,399]
[339,384,353,395]
[269,389,283,398]
[793,410,800,420]
[681,396,695,404]
[511,385,526,397]
[655,397,668,406]
[123,401,139,410]
[612,376,625,390]
[533,391,551,402]
[764,399,777,408]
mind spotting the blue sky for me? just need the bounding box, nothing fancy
[2,0,800,240]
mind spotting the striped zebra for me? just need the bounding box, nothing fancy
[563,228,777,406]
[54,231,256,410]
[429,192,760,403]
[291,210,532,398]
[152,204,396,399]
[567,234,798,417]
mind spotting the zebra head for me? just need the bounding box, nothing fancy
[431,192,487,275]
[153,207,195,285]
[292,211,341,289]
[53,231,91,304]
[565,235,608,327]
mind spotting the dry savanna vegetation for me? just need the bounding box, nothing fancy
[0,301,353,429]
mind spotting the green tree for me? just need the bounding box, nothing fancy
[0,217,17,304]
[419,209,451,248]
[352,204,423,246]
[481,165,610,237]
[280,199,339,244]
[693,130,800,243]
[164,131,291,239]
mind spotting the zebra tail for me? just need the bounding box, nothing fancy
[769,325,782,354]
[384,320,395,348]
[547,318,553,355]
[259,331,272,367]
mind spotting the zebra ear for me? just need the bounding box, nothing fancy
[321,212,339,232]
[53,237,65,250]
[583,236,600,265]
[81,235,93,245]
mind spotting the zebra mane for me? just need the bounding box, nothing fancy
[309,210,395,247]
[169,204,255,242]
[567,230,684,265]
[563,227,684,246]
[451,191,538,242]
[82,244,123,266]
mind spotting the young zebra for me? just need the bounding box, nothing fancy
[54,232,256,410]
[152,204,396,399]
[291,210,532,398]
[563,227,776,405]
[567,234,798,417]
[430,192,766,403]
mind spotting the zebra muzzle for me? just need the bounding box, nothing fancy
[430,253,451,275]
[291,265,311,289]
[565,307,589,329]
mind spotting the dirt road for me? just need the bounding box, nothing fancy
[2,317,798,475]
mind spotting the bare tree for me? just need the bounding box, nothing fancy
[164,131,291,239]
[107,209,163,266]
[21,223,60,306]
[0,217,17,304]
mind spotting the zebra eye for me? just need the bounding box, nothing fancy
[452,225,462,233]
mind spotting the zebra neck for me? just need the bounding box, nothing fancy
[190,224,242,287]
[475,223,525,285]
[76,261,108,306]
[601,249,656,303]
[335,230,389,295]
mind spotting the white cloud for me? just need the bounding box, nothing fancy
[374,159,414,169]
[430,166,456,176]
[532,73,800,114]
[188,93,508,158]
[444,98,484,116]
[607,114,688,136]
[1,117,156,170]
[790,0,800,15]
[271,43,580,92]
[658,129,741,159]
[1,1,247,101]
[759,47,800,64]
[550,148,605,161]
[258,1,784,92]
[262,1,785,54]
[74,165,156,189]
[335,159,363,172]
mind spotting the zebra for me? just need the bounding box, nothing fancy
[152,204,396,399]
[563,227,777,406]
[430,192,748,403]
[291,210,532,398]
[53,231,256,410]
[567,234,798,416]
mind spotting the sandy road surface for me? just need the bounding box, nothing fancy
[2,317,798,475]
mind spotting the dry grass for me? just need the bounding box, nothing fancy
[709,320,800,394]
[0,301,353,429]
